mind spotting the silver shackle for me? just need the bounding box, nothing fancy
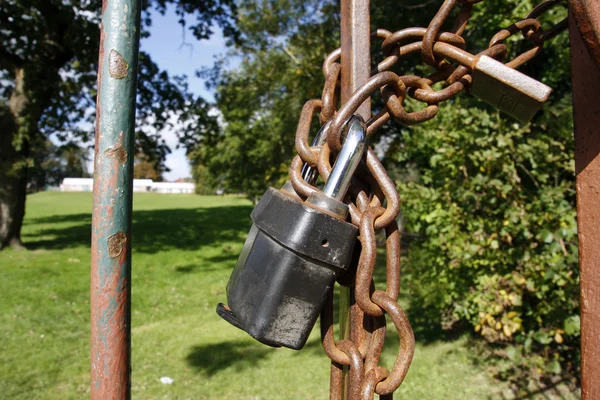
[322,116,367,201]
[304,115,367,219]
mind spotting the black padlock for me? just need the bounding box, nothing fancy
[216,116,367,350]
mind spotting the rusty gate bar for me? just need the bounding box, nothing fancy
[569,9,600,400]
[339,0,370,397]
[90,0,141,398]
[340,0,371,118]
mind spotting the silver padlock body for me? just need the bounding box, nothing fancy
[471,55,552,123]
[219,187,358,350]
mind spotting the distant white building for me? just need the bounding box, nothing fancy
[133,179,154,192]
[151,181,195,194]
[60,178,195,194]
[60,178,93,192]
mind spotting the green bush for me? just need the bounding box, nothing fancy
[394,97,580,384]
[191,163,219,195]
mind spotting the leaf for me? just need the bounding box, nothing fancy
[533,331,553,345]
[524,337,533,353]
[564,315,581,336]
[512,272,526,285]
[430,154,443,167]
[506,346,518,361]
[554,332,563,344]
[509,294,522,306]
[540,230,554,243]
[546,360,562,375]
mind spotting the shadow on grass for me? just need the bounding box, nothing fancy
[186,340,274,376]
[369,246,451,345]
[403,301,465,345]
[488,378,580,400]
[23,205,254,254]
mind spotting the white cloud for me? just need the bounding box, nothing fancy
[155,112,192,181]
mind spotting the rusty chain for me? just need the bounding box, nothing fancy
[288,0,568,398]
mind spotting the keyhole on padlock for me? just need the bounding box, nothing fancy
[321,239,329,248]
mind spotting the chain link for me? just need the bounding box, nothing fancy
[289,1,567,398]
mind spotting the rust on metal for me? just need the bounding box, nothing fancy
[337,340,364,399]
[321,63,341,123]
[422,0,457,67]
[91,0,141,399]
[107,232,127,258]
[105,142,128,164]
[569,0,600,67]
[340,0,371,121]
[330,362,344,400]
[339,0,371,397]
[569,10,600,400]
[109,49,129,79]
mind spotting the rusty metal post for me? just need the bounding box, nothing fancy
[90,0,141,398]
[569,1,600,67]
[569,8,600,400]
[339,0,370,397]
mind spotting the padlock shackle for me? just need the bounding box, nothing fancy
[322,116,367,201]
[301,121,331,184]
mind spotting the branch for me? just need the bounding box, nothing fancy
[516,162,540,188]
[281,45,300,64]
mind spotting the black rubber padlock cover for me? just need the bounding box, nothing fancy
[217,187,358,349]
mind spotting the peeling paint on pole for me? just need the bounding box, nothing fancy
[91,0,140,399]
[109,50,129,79]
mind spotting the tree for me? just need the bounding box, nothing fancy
[189,161,217,195]
[196,0,449,200]
[133,152,164,181]
[193,0,340,201]
[0,1,236,249]
[28,140,91,192]
[0,0,237,249]
[27,140,65,193]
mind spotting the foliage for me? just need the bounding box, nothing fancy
[0,0,236,151]
[386,1,580,387]
[196,0,453,200]
[188,162,215,195]
[195,0,341,200]
[394,94,579,384]
[133,156,164,181]
[28,140,91,192]
[389,4,578,382]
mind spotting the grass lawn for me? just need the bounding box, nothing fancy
[0,192,578,399]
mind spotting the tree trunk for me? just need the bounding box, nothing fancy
[0,142,28,250]
[0,69,31,250]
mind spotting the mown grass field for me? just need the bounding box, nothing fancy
[0,192,577,399]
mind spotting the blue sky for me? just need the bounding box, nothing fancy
[141,6,229,181]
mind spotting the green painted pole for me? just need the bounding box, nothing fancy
[90,0,141,398]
